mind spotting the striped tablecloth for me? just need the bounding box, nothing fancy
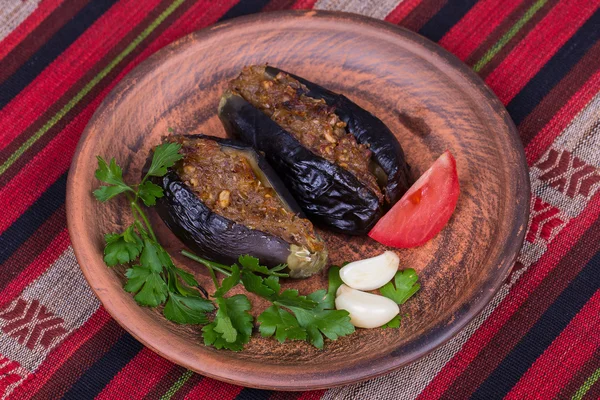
[1,0,599,399]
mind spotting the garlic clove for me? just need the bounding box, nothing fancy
[339,251,399,290]
[335,284,399,328]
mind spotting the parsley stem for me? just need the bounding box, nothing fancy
[181,250,232,276]
[131,201,157,242]
[133,220,148,236]
[207,265,219,288]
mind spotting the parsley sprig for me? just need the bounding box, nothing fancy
[379,268,421,328]
[93,144,214,324]
[380,269,421,305]
[183,254,355,350]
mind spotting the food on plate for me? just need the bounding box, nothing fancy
[335,284,400,328]
[151,134,327,278]
[339,251,399,290]
[93,140,422,350]
[93,55,447,350]
[369,151,459,248]
[218,65,411,235]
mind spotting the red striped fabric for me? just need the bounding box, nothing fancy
[485,0,600,104]
[525,68,600,165]
[183,377,243,399]
[9,309,113,400]
[95,348,176,400]
[291,0,319,10]
[0,0,65,60]
[384,0,424,24]
[1,1,599,399]
[505,290,600,399]
[0,0,161,151]
[0,96,101,234]
[438,0,524,60]
[1,229,69,302]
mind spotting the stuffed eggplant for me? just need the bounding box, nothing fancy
[151,134,327,278]
[218,65,411,235]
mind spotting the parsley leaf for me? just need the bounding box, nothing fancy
[139,237,165,273]
[274,289,318,310]
[237,255,288,277]
[93,185,131,202]
[322,266,343,309]
[238,266,316,310]
[240,269,276,298]
[258,305,307,343]
[145,143,183,178]
[202,294,253,351]
[292,307,354,349]
[213,297,237,342]
[173,266,199,286]
[94,156,127,185]
[137,181,164,206]
[166,268,202,298]
[124,265,168,307]
[103,226,143,266]
[93,157,134,201]
[380,269,420,305]
[381,314,402,329]
[288,287,354,349]
[240,269,316,310]
[164,292,213,324]
[263,275,280,293]
[213,265,240,297]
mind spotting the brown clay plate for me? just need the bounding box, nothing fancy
[66,10,530,390]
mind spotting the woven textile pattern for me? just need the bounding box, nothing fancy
[1,0,599,399]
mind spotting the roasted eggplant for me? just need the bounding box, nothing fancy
[150,134,328,278]
[218,65,411,235]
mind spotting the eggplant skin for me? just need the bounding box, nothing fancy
[150,135,327,278]
[264,66,411,206]
[219,68,411,235]
[219,93,382,235]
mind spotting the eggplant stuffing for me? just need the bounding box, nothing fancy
[151,134,328,278]
[218,65,411,235]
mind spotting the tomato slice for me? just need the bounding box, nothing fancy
[368,151,459,248]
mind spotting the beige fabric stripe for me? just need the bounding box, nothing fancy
[314,0,405,20]
[21,246,100,329]
[0,247,99,372]
[555,91,600,167]
[0,0,41,42]
[529,91,600,216]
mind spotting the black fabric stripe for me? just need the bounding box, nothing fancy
[418,0,479,43]
[471,249,600,399]
[508,9,600,125]
[61,333,143,400]
[0,0,119,109]
[235,388,273,400]
[0,173,66,265]
[220,0,272,20]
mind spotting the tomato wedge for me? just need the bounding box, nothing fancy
[368,151,459,248]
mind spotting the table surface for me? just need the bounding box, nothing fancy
[1,0,599,399]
